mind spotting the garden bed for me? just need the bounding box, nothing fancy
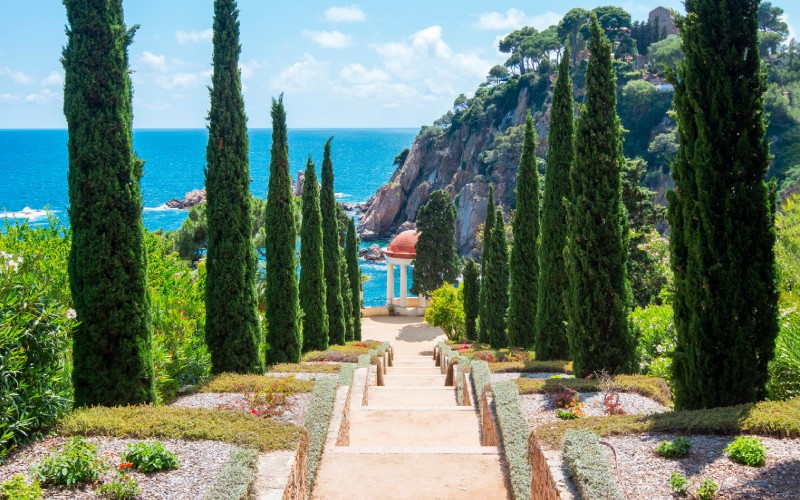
[523,392,669,428]
[171,392,311,427]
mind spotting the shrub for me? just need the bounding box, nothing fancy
[515,374,672,406]
[631,304,675,380]
[491,381,532,500]
[489,359,572,374]
[696,478,719,499]
[562,430,623,500]
[267,363,340,374]
[655,437,692,458]
[200,374,314,394]
[545,384,578,408]
[669,472,689,496]
[123,441,179,472]
[205,448,258,500]
[34,437,105,486]
[424,283,465,341]
[305,378,337,493]
[767,311,800,401]
[0,474,42,500]
[725,436,766,467]
[96,469,140,499]
[556,409,579,420]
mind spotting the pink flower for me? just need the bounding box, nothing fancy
[251,408,258,415]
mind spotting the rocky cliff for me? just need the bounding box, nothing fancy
[359,74,551,256]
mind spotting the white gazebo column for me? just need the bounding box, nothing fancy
[399,263,408,307]
[386,262,395,306]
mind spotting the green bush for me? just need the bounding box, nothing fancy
[669,472,689,496]
[767,311,800,400]
[96,474,140,499]
[562,430,623,499]
[491,381,532,500]
[304,378,337,493]
[424,283,465,341]
[123,441,179,472]
[696,478,719,499]
[200,374,314,394]
[0,474,42,500]
[725,436,766,467]
[631,304,675,380]
[34,437,105,486]
[205,448,258,500]
[655,437,692,458]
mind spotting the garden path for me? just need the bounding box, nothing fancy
[311,317,510,499]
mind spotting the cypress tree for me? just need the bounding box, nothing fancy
[478,186,496,344]
[462,258,480,341]
[564,16,635,377]
[340,254,354,341]
[536,47,574,360]
[63,0,154,406]
[485,209,509,348]
[299,156,328,352]
[411,190,459,297]
[265,96,300,363]
[321,138,347,345]
[204,0,262,374]
[668,0,778,410]
[345,218,362,341]
[507,111,540,348]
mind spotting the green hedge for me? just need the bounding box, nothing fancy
[491,380,532,500]
[456,356,471,405]
[562,430,623,500]
[357,354,371,369]
[304,377,337,493]
[205,448,258,500]
[337,363,355,386]
[471,360,491,404]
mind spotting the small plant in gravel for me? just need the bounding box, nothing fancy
[725,436,766,467]
[656,437,692,458]
[668,473,718,499]
[603,391,626,415]
[695,478,719,499]
[0,474,42,500]
[556,409,579,420]
[546,383,578,408]
[669,472,690,496]
[123,441,179,472]
[96,463,140,499]
[34,437,105,486]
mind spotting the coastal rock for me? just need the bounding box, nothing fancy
[359,244,385,262]
[397,221,416,233]
[293,171,305,197]
[165,188,206,209]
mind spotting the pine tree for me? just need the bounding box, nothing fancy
[668,0,778,410]
[341,254,354,341]
[485,209,509,348]
[478,186,496,344]
[411,190,459,297]
[536,47,574,360]
[462,258,480,341]
[321,138,347,345]
[265,96,300,364]
[564,16,635,377]
[300,156,328,352]
[507,111,540,348]
[345,218,362,341]
[63,0,155,406]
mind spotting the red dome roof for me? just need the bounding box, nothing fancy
[385,230,419,259]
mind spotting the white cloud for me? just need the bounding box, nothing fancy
[0,93,21,103]
[475,9,562,31]
[24,89,59,104]
[334,63,417,102]
[139,51,168,72]
[176,28,212,44]
[239,60,267,79]
[303,30,353,49]
[324,5,366,23]
[271,54,329,92]
[785,13,798,42]
[41,71,63,87]
[156,72,205,89]
[0,67,34,85]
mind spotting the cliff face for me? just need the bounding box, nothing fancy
[359,75,548,256]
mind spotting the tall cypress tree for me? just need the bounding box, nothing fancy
[462,258,480,342]
[485,209,509,348]
[411,190,459,297]
[300,156,328,352]
[340,254,354,341]
[321,138,346,345]
[668,0,778,410]
[507,111,540,348]
[345,218,362,341]
[564,17,634,377]
[204,0,262,374]
[64,0,154,406]
[478,186,496,344]
[536,47,574,360]
[265,96,300,363]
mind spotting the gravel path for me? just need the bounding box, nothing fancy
[0,436,239,499]
[490,372,572,382]
[601,434,800,499]
[170,392,310,427]
[522,392,669,428]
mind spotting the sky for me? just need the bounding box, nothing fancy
[1,1,797,129]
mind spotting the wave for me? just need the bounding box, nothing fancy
[143,204,181,213]
[335,192,350,199]
[1,207,52,221]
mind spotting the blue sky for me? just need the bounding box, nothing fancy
[1,1,797,128]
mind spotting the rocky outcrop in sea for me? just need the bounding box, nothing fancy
[165,188,206,209]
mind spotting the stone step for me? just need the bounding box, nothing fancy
[382,375,445,387]
[386,366,443,376]
[330,446,499,455]
[362,406,474,411]
[347,409,481,447]
[367,387,457,406]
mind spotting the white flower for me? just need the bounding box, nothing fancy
[66,309,77,320]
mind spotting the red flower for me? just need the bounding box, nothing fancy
[251,408,258,415]
[119,462,133,470]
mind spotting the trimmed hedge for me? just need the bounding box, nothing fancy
[357,354,371,369]
[514,374,672,406]
[304,377,337,492]
[337,363,355,386]
[205,448,258,500]
[562,430,623,499]
[471,360,492,407]
[267,363,341,374]
[200,373,315,394]
[492,380,532,500]
[456,356,471,405]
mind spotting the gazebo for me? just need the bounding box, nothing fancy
[382,230,426,315]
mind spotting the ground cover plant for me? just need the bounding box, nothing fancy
[0,474,42,500]
[655,437,692,458]
[514,374,672,406]
[725,436,767,467]
[205,448,258,500]
[562,429,623,500]
[305,377,337,493]
[267,363,341,374]
[95,464,140,500]
[199,374,314,394]
[491,381,532,500]
[33,436,104,486]
[122,441,179,472]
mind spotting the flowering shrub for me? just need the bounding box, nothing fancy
[474,351,496,363]
[546,384,578,408]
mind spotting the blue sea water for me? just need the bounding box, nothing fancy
[0,128,417,305]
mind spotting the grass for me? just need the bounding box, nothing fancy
[205,448,259,500]
[536,397,800,449]
[302,340,382,363]
[199,373,315,393]
[58,406,303,452]
[514,374,672,406]
[267,363,341,374]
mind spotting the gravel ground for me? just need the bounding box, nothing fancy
[601,434,800,499]
[170,392,311,427]
[490,372,572,382]
[0,436,239,499]
[522,392,669,428]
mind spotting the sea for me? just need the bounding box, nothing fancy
[0,128,418,306]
